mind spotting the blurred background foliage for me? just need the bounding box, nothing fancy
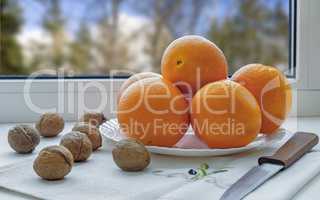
[0,0,289,76]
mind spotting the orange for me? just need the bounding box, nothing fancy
[231,64,292,134]
[117,77,190,147]
[117,72,162,102]
[191,80,261,148]
[161,35,228,98]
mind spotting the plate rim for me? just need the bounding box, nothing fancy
[100,119,290,156]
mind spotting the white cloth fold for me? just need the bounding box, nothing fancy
[155,151,320,200]
[0,144,319,200]
[1,123,320,200]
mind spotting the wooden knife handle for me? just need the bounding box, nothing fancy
[258,132,319,168]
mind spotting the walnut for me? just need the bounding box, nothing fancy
[36,113,64,137]
[112,138,150,172]
[60,131,92,162]
[33,145,73,180]
[7,125,40,154]
[79,112,106,127]
[72,123,102,151]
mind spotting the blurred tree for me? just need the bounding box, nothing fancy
[167,0,211,36]
[27,41,48,72]
[41,0,67,73]
[131,0,209,72]
[187,0,208,34]
[94,0,133,74]
[133,0,182,72]
[270,0,289,70]
[0,0,26,75]
[96,17,132,74]
[209,0,265,73]
[272,0,289,36]
[69,22,92,73]
[208,0,288,74]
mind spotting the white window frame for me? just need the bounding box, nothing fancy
[292,0,320,116]
[0,0,319,123]
[0,78,125,123]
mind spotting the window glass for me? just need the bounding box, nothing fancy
[0,0,290,77]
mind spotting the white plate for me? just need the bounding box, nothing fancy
[100,119,291,157]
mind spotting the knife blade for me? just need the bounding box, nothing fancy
[220,132,319,200]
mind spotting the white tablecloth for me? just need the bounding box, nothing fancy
[0,119,319,200]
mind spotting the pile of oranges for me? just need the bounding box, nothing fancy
[117,35,292,149]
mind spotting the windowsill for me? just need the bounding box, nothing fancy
[0,77,319,123]
[0,78,125,94]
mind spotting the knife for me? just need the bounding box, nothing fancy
[220,132,319,200]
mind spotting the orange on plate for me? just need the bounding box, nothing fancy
[117,72,162,102]
[191,80,262,148]
[161,35,228,98]
[231,64,292,134]
[117,77,190,147]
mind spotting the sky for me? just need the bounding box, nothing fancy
[18,0,290,37]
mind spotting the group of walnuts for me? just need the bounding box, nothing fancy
[7,112,105,180]
[8,112,152,180]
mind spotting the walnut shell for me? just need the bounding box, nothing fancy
[33,145,73,180]
[60,131,92,162]
[112,138,150,172]
[72,123,102,151]
[8,125,40,154]
[80,112,106,127]
[36,113,64,137]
